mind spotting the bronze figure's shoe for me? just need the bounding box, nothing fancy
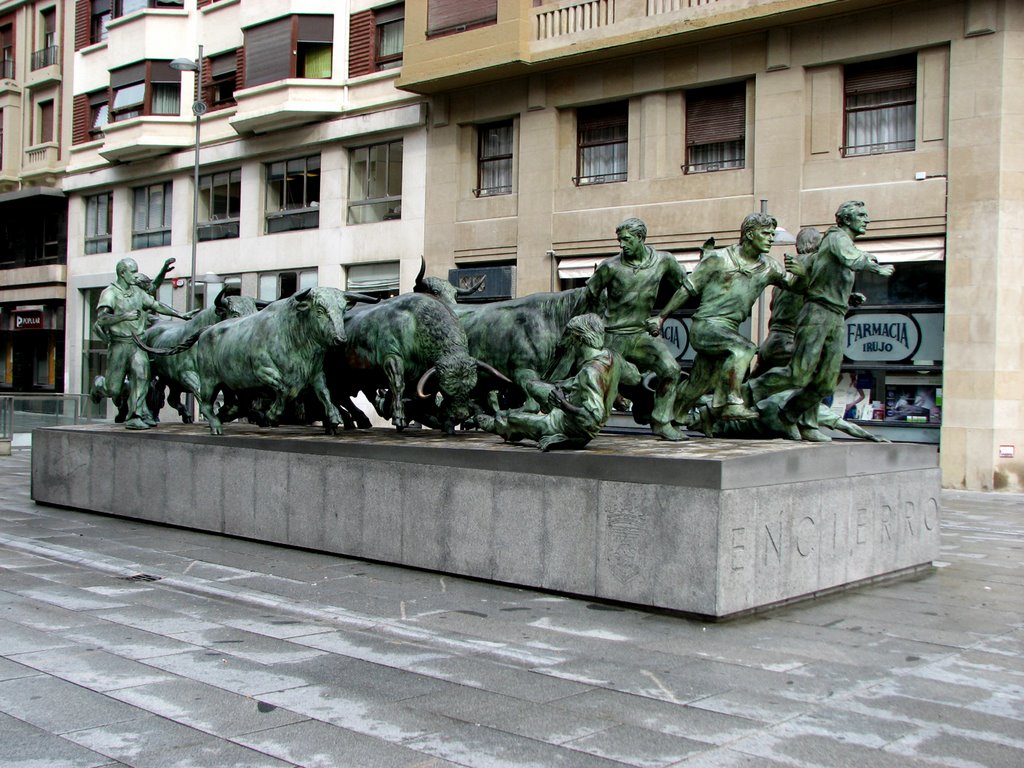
[719,403,759,421]
[799,426,832,442]
[124,417,152,430]
[652,421,686,441]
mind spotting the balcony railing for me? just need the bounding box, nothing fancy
[535,0,615,40]
[31,45,59,70]
[648,0,723,12]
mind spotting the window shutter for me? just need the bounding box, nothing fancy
[149,60,181,84]
[427,0,497,36]
[348,10,374,78]
[243,16,293,87]
[72,94,89,144]
[110,61,146,89]
[297,15,333,43]
[845,56,916,95]
[686,83,746,146]
[235,46,245,91]
[74,0,90,51]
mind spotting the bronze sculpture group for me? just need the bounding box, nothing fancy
[92,200,893,448]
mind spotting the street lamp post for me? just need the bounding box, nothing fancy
[170,46,206,420]
[170,45,206,315]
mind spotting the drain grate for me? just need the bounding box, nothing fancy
[121,573,162,583]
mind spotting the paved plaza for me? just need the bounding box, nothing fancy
[1,447,1022,767]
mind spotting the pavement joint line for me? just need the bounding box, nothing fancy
[0,530,568,669]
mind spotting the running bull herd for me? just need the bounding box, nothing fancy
[91,202,893,450]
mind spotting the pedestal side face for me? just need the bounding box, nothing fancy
[717,468,941,615]
[30,427,942,618]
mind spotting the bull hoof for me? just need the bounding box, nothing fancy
[325,423,339,436]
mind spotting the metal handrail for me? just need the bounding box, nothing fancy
[0,393,112,442]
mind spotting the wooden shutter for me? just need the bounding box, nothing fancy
[235,46,245,91]
[427,0,497,36]
[348,10,374,78]
[72,94,89,144]
[243,16,293,87]
[686,82,746,146]
[845,55,916,95]
[74,0,90,51]
[297,15,333,43]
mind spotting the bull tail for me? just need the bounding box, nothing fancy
[132,329,203,356]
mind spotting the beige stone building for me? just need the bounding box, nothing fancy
[396,0,1023,491]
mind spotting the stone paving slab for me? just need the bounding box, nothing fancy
[3,448,1024,767]
[0,711,116,768]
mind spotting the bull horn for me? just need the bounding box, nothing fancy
[642,372,657,392]
[456,275,486,297]
[476,360,513,385]
[254,299,273,309]
[343,291,380,305]
[293,288,313,303]
[416,367,437,399]
[413,256,427,292]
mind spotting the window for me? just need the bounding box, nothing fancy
[244,15,333,87]
[89,91,108,138]
[476,121,513,196]
[33,8,57,69]
[109,61,181,122]
[265,155,320,233]
[205,51,238,110]
[198,169,241,241]
[112,0,182,17]
[427,0,496,38]
[376,5,404,71]
[258,269,317,301]
[348,140,402,224]
[685,82,746,173]
[132,181,172,249]
[37,100,54,144]
[349,5,404,77]
[1,22,13,79]
[346,262,399,300]
[90,0,111,45]
[576,102,628,185]
[85,193,112,254]
[41,8,56,48]
[843,55,916,157]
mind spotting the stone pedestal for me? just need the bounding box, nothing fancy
[30,424,941,618]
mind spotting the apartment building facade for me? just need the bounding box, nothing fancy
[62,0,425,406]
[393,0,1023,492]
[0,0,74,393]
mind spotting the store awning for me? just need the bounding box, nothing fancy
[346,262,400,293]
[557,252,702,280]
[861,236,945,263]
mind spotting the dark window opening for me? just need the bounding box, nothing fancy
[685,81,746,173]
[575,101,628,185]
[843,54,917,157]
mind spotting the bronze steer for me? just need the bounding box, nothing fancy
[327,292,507,433]
[141,288,262,423]
[191,287,358,435]
[455,287,598,412]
